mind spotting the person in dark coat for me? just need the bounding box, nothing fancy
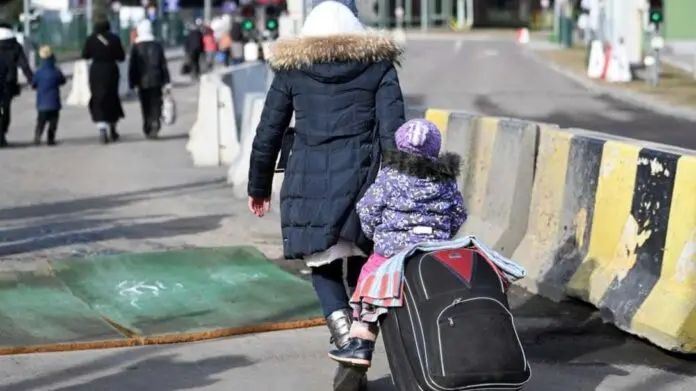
[247,1,404,389]
[184,20,204,79]
[229,14,244,65]
[31,46,66,146]
[82,17,126,144]
[0,22,33,147]
[128,20,171,139]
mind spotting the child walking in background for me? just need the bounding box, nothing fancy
[32,46,66,146]
[328,118,468,367]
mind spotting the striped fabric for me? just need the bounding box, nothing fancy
[350,236,527,322]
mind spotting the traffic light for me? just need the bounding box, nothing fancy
[265,6,279,31]
[242,19,255,31]
[648,0,663,25]
[240,5,256,32]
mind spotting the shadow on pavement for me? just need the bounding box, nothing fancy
[0,214,227,256]
[0,345,181,391]
[52,133,189,147]
[472,93,696,150]
[50,354,254,391]
[0,179,226,222]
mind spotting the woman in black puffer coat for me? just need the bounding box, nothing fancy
[247,1,405,390]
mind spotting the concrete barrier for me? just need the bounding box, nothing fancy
[511,125,592,300]
[187,74,224,167]
[219,62,271,132]
[186,62,270,167]
[229,93,266,198]
[447,114,538,258]
[66,59,132,107]
[510,125,696,352]
[424,108,450,139]
[629,152,696,352]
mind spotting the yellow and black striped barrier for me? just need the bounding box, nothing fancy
[409,107,696,353]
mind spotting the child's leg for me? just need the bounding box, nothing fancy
[34,111,48,145]
[350,320,379,341]
[46,111,59,145]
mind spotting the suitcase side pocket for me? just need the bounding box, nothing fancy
[430,296,529,389]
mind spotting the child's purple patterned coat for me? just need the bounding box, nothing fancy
[356,149,467,257]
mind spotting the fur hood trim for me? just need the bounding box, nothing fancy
[382,149,461,181]
[269,33,403,71]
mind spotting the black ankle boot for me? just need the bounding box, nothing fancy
[109,124,120,142]
[47,131,57,146]
[328,338,375,367]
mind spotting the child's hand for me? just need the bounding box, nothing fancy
[248,197,271,217]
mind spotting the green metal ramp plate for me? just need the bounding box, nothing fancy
[0,270,126,352]
[0,247,322,355]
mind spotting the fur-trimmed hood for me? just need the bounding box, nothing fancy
[268,1,402,72]
[382,149,461,181]
[269,34,403,71]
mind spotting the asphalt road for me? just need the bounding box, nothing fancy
[398,37,696,150]
[0,288,694,391]
[0,37,695,391]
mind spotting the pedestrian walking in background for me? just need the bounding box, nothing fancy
[246,0,405,389]
[82,16,126,144]
[202,26,217,71]
[229,13,245,65]
[128,19,171,139]
[31,46,66,146]
[0,21,33,148]
[218,30,232,66]
[183,20,204,79]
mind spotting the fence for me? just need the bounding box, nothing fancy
[28,12,187,62]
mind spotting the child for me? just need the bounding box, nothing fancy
[32,46,66,146]
[328,118,467,367]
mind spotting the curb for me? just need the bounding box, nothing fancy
[523,42,696,122]
[0,317,326,356]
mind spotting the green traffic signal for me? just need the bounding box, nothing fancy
[242,20,254,31]
[650,11,662,23]
[266,19,278,30]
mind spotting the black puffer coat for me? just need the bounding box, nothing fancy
[248,33,405,259]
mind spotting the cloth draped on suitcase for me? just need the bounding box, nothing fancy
[350,236,527,322]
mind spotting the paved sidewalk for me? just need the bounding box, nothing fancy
[0,58,285,272]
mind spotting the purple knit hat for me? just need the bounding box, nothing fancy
[395,119,442,160]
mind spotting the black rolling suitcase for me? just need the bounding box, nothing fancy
[380,246,531,391]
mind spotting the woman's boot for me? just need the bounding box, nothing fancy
[109,123,120,142]
[327,309,368,391]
